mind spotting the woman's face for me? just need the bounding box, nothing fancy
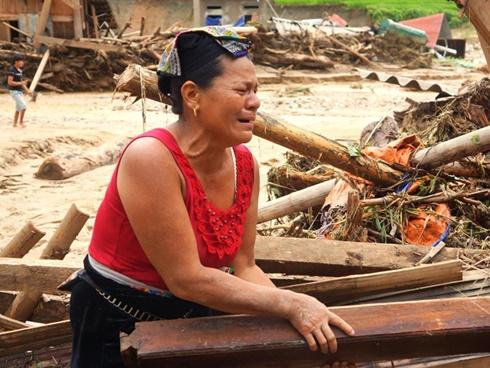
[197,56,260,146]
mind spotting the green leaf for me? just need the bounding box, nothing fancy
[348,144,361,158]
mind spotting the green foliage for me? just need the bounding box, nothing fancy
[274,0,466,27]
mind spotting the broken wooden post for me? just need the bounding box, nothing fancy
[140,17,145,36]
[41,203,89,260]
[411,126,490,169]
[0,222,45,258]
[7,204,88,321]
[121,297,490,367]
[72,0,83,39]
[33,0,52,48]
[35,139,129,180]
[35,35,124,53]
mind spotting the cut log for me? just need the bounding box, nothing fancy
[411,126,490,169]
[35,35,123,53]
[121,297,490,367]
[29,49,50,95]
[0,239,487,294]
[283,260,462,304]
[0,222,45,258]
[35,139,129,180]
[33,0,52,48]
[0,314,29,331]
[37,82,64,93]
[0,320,71,357]
[258,179,336,223]
[7,204,88,321]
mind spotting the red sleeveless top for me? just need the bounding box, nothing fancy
[88,128,255,290]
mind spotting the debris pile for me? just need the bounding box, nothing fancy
[264,78,490,251]
[250,25,432,70]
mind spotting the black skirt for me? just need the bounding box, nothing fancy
[69,256,216,368]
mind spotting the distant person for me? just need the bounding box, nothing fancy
[7,54,32,128]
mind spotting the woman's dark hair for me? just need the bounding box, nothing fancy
[158,54,228,115]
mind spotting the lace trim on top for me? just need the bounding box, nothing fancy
[164,132,254,260]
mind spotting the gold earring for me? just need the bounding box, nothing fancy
[193,107,198,117]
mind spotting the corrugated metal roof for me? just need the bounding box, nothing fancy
[400,13,451,47]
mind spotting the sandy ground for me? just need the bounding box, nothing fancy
[0,56,487,260]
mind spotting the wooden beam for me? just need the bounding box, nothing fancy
[29,49,50,94]
[0,222,45,258]
[33,0,53,48]
[90,4,99,39]
[283,260,462,304]
[0,258,81,294]
[0,320,71,357]
[1,21,32,39]
[122,297,490,367]
[72,0,83,39]
[0,313,29,331]
[254,237,488,276]
[35,35,123,52]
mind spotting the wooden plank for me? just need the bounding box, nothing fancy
[59,0,82,8]
[254,237,488,276]
[1,21,32,39]
[33,0,53,48]
[122,297,490,367]
[35,35,123,52]
[0,313,29,331]
[0,320,71,357]
[29,49,50,94]
[90,4,99,39]
[0,257,81,294]
[283,260,462,304]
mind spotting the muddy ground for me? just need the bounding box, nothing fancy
[0,51,487,259]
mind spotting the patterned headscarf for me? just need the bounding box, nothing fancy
[157,26,252,78]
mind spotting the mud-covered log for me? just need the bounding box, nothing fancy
[35,139,129,180]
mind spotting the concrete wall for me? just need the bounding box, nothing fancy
[107,0,194,33]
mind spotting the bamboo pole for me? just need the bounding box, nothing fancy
[0,222,45,258]
[258,179,336,223]
[411,126,490,169]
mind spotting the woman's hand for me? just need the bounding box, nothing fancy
[287,292,355,354]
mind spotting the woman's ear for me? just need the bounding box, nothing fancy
[180,81,201,112]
